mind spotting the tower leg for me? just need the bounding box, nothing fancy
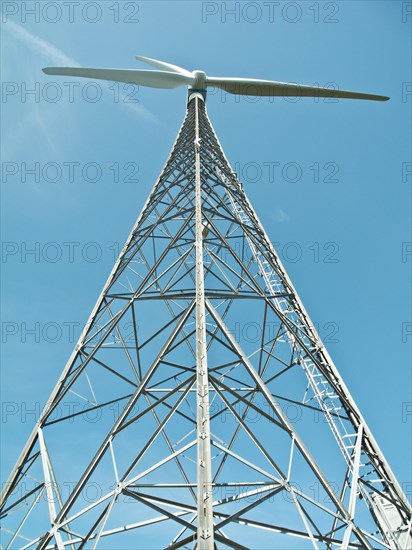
[194,96,214,549]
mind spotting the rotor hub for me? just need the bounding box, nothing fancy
[191,70,207,90]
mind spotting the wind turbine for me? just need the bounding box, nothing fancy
[43,53,390,101]
[2,56,409,550]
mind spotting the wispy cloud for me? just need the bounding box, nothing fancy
[4,20,80,66]
[274,208,290,223]
[3,21,157,121]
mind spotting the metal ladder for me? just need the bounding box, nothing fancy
[216,166,361,469]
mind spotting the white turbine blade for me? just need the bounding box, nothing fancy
[207,77,389,101]
[135,55,193,77]
[42,67,195,89]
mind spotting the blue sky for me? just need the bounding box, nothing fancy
[1,0,411,521]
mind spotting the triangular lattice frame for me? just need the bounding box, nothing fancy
[1,92,411,550]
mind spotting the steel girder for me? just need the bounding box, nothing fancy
[1,93,411,550]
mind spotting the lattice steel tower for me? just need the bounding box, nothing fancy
[1,57,411,549]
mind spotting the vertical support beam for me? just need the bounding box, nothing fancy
[37,428,64,550]
[194,96,215,549]
[341,424,363,549]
